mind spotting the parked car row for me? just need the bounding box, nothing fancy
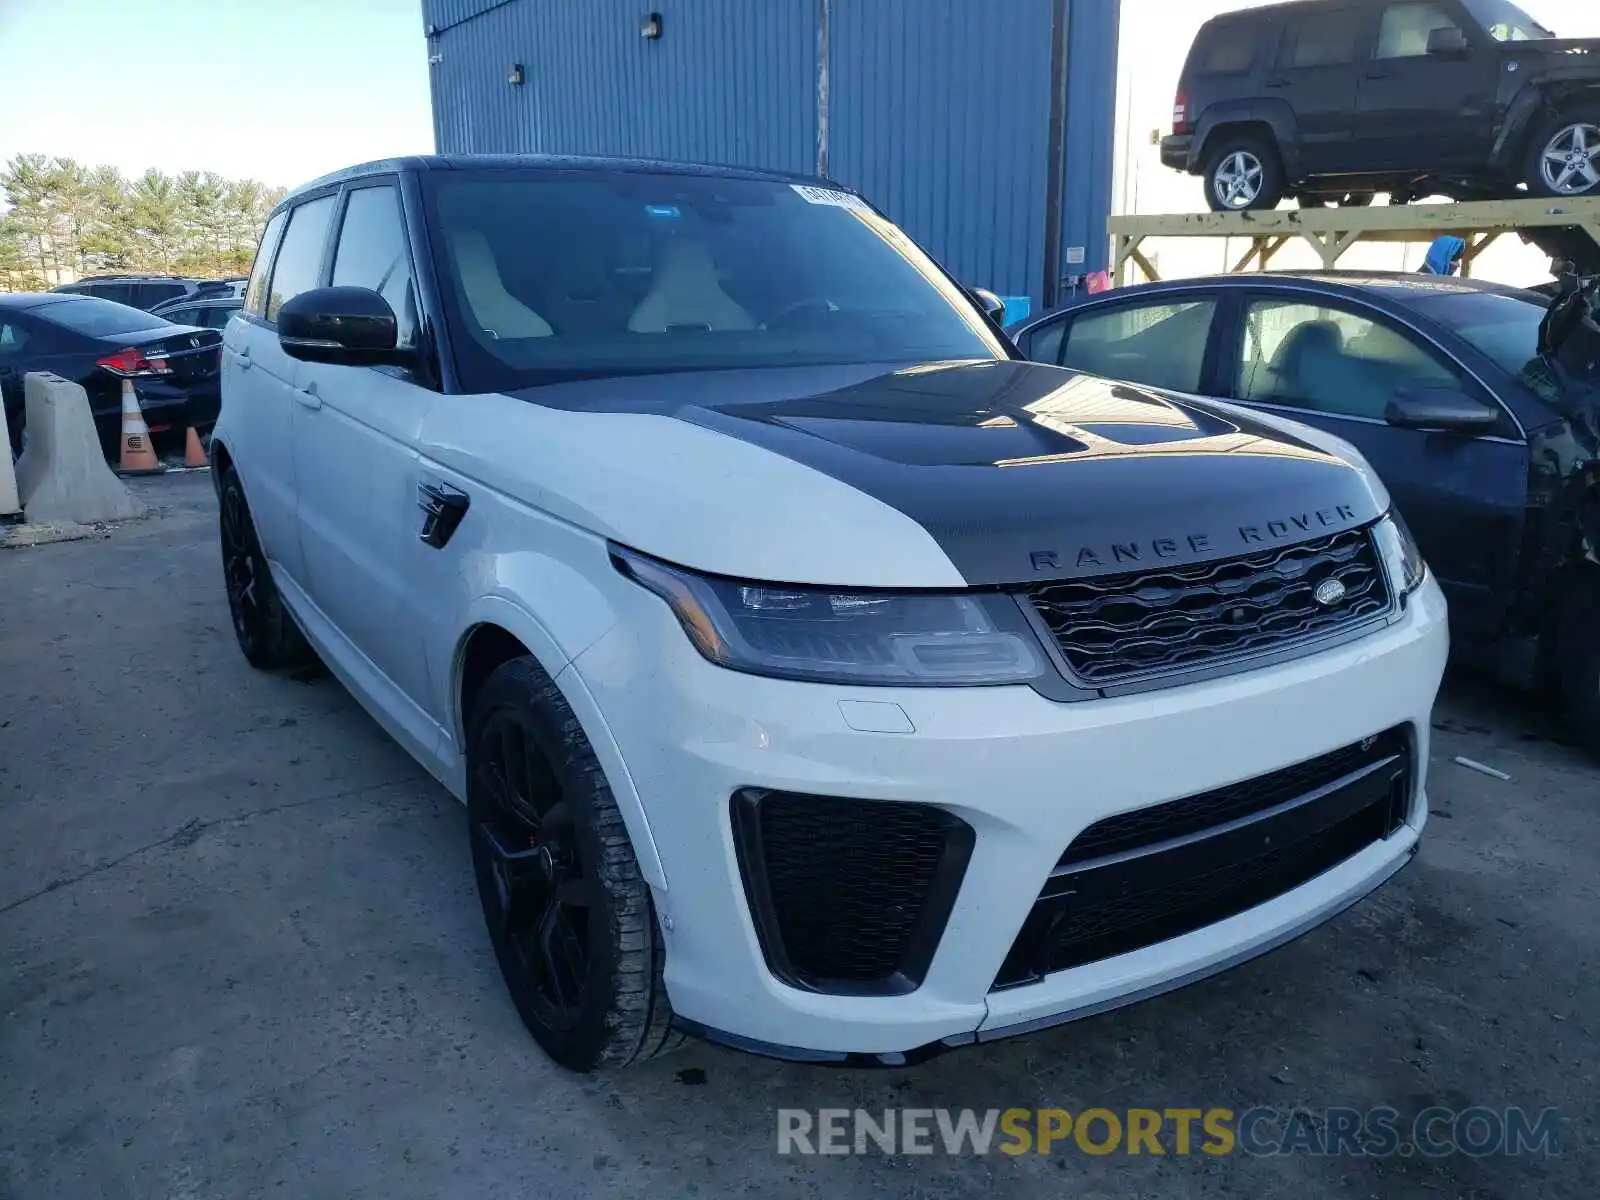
[1,292,222,458]
[51,273,246,312]
[1162,0,1600,211]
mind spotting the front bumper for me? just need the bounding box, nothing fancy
[569,575,1449,1057]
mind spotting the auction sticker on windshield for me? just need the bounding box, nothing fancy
[791,184,872,211]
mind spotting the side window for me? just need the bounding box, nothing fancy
[90,283,136,306]
[206,307,241,329]
[1197,24,1256,74]
[1376,3,1461,58]
[244,211,287,319]
[1277,8,1365,68]
[160,306,198,326]
[1019,317,1067,366]
[265,195,336,322]
[0,321,29,356]
[137,283,187,308]
[1236,299,1459,419]
[330,185,418,349]
[1059,300,1218,393]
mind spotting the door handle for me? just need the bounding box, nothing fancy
[237,346,252,371]
[1264,77,1291,88]
[418,481,471,549]
[293,381,322,410]
[1362,69,1391,80]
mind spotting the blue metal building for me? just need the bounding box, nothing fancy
[421,0,1120,314]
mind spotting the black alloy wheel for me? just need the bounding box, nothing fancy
[218,466,311,670]
[466,657,681,1071]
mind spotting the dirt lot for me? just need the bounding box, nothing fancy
[1,472,1595,1199]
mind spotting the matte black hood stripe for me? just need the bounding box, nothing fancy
[672,361,1381,586]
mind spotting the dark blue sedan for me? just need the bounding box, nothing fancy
[1010,272,1600,749]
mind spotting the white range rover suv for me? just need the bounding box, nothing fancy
[214,155,1448,1072]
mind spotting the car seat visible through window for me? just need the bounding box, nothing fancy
[453,229,553,339]
[627,238,755,333]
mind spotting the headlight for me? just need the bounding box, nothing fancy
[613,547,1045,685]
[1373,512,1427,599]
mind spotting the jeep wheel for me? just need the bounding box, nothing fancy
[218,466,314,670]
[466,656,682,1072]
[1204,137,1285,212]
[1526,111,1600,198]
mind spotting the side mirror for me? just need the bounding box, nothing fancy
[970,287,1006,326]
[1426,26,1469,56]
[1385,386,1500,434]
[277,286,405,366]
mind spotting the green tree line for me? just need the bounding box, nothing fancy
[0,154,286,291]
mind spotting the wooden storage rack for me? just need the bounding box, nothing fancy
[1108,196,1600,286]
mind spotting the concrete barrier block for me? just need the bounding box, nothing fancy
[15,373,145,525]
[0,401,20,521]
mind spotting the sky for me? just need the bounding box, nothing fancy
[0,0,434,193]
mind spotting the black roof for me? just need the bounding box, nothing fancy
[1015,270,1548,332]
[279,153,837,211]
[1077,270,1538,301]
[0,292,90,310]
[57,273,195,283]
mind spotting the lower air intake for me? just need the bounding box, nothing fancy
[732,790,973,995]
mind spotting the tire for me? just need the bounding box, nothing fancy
[466,656,683,1072]
[1551,580,1600,758]
[1203,136,1285,212]
[218,466,314,670]
[1525,108,1600,199]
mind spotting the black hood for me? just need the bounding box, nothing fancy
[673,361,1380,586]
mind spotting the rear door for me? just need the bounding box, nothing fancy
[1217,289,1528,635]
[289,179,441,743]
[1265,4,1369,174]
[224,204,308,582]
[1355,1,1498,167]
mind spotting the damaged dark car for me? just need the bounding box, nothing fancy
[1011,272,1600,752]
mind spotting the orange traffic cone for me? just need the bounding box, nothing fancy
[117,379,164,476]
[183,425,209,469]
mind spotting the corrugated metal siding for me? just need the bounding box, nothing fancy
[1060,0,1120,281]
[427,0,815,173]
[423,0,1121,304]
[826,0,1056,301]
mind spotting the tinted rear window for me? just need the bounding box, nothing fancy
[1193,21,1257,74]
[135,282,189,307]
[35,296,169,339]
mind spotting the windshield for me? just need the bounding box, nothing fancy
[422,170,1006,394]
[1461,0,1555,40]
[38,296,170,338]
[1405,289,1573,402]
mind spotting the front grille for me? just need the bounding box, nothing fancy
[993,728,1411,989]
[1060,726,1410,866]
[1026,527,1390,688]
[731,791,973,995]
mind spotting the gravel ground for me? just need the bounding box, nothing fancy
[1,471,1594,1199]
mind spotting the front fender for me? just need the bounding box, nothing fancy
[448,591,668,891]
